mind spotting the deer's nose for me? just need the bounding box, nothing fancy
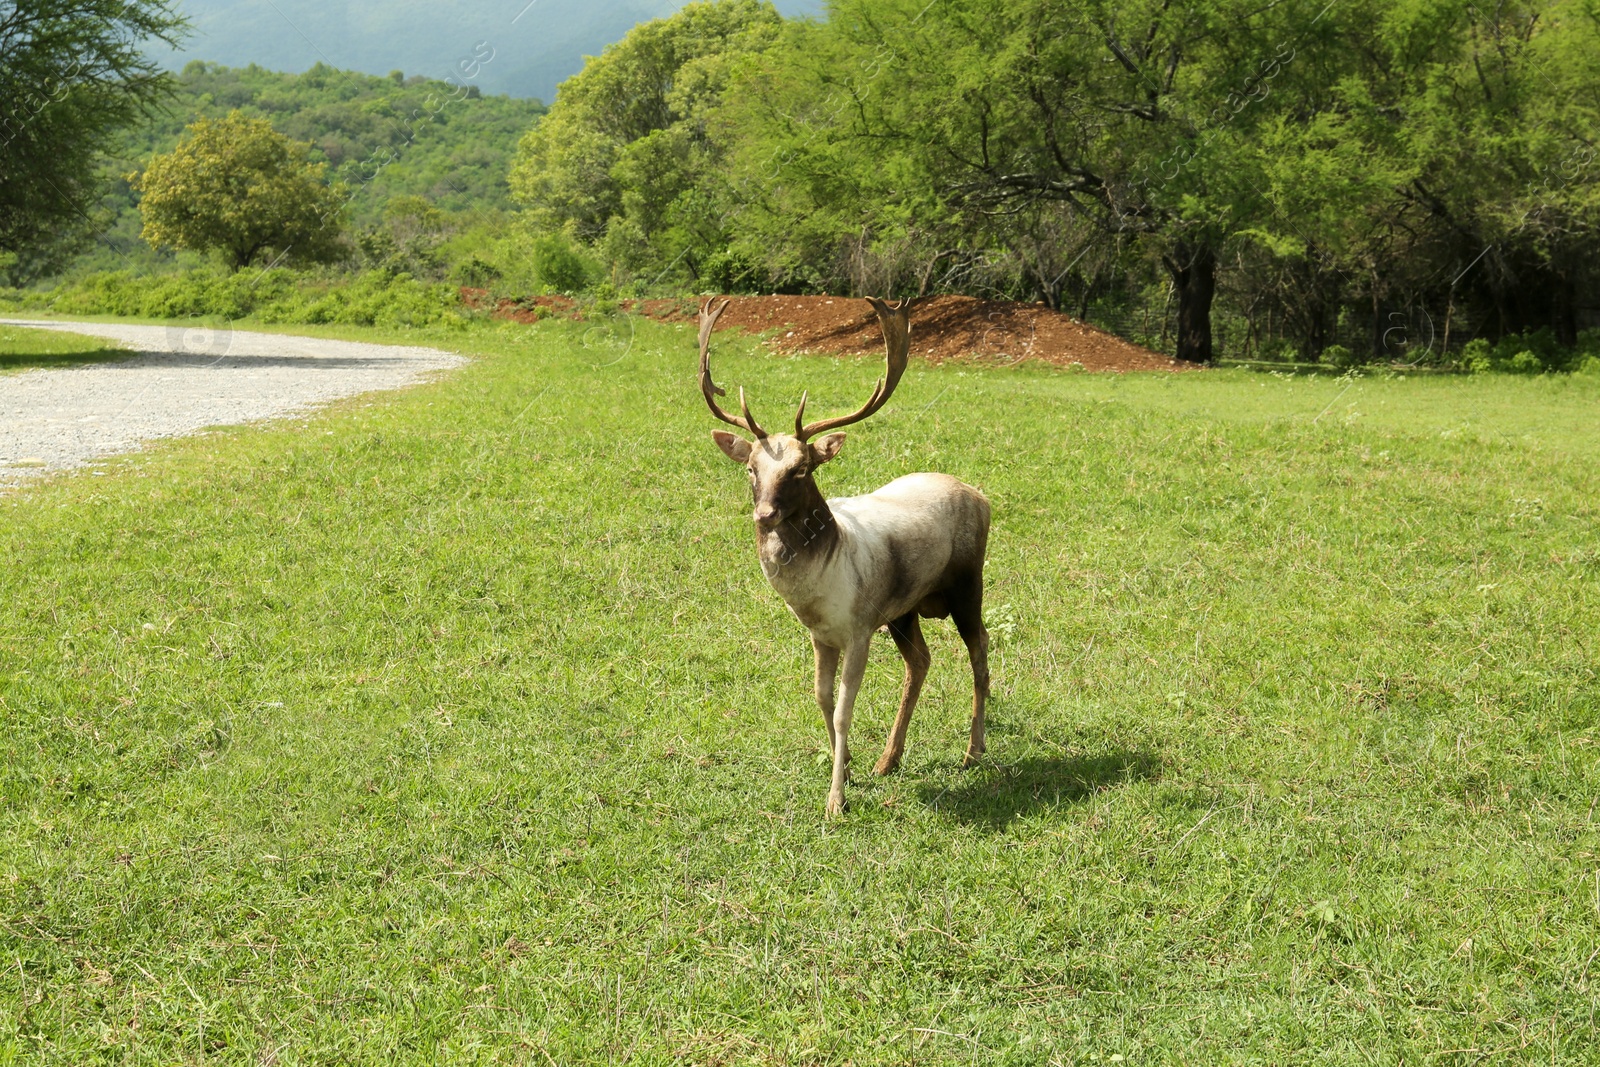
[753,505,781,526]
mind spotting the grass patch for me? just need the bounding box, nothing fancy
[0,325,130,375]
[2,317,1598,1063]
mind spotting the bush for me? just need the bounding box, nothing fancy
[1577,328,1600,362]
[1575,355,1600,376]
[1492,328,1562,371]
[451,254,502,288]
[1508,349,1544,374]
[1461,338,1496,374]
[37,267,465,329]
[701,248,762,293]
[1319,344,1357,369]
[598,217,653,283]
[1457,330,1600,374]
[0,285,54,313]
[584,280,623,317]
[532,234,592,293]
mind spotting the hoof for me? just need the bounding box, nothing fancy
[825,792,847,817]
[873,753,901,776]
[961,750,984,769]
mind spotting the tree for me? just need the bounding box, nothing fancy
[724,0,1591,364]
[760,0,1343,364]
[505,0,1597,360]
[0,0,186,282]
[713,15,955,297]
[1222,0,1600,358]
[131,111,350,270]
[509,0,784,284]
[1391,0,1600,346]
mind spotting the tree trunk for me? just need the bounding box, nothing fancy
[1163,242,1216,364]
[1304,300,1329,360]
[1554,273,1578,348]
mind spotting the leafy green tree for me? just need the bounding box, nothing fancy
[131,111,350,270]
[738,0,1600,363]
[1220,0,1600,356]
[509,0,784,285]
[356,194,451,277]
[55,60,547,278]
[1392,0,1600,346]
[712,14,953,296]
[0,0,186,282]
[736,0,1349,363]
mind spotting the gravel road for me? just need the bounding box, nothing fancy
[1,319,467,488]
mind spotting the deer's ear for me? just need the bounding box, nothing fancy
[711,430,752,463]
[809,433,846,465]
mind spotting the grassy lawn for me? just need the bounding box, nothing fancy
[2,315,1597,1064]
[0,325,130,375]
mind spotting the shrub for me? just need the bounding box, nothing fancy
[598,217,653,283]
[532,234,591,293]
[51,272,148,317]
[1319,344,1356,369]
[1492,328,1563,370]
[451,254,502,288]
[1508,350,1544,374]
[1577,328,1600,361]
[264,270,461,328]
[0,285,43,313]
[38,267,464,329]
[1461,338,1495,374]
[1457,331,1600,374]
[586,280,620,317]
[701,248,762,293]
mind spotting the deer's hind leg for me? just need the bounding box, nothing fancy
[876,611,930,776]
[947,572,990,768]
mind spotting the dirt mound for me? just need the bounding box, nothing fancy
[461,289,1190,372]
[460,289,578,324]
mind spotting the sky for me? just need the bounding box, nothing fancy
[152,0,827,102]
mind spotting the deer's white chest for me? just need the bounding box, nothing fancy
[757,528,863,644]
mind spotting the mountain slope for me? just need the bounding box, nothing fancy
[153,0,825,102]
[62,63,546,277]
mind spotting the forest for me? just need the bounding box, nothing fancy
[6,0,1600,368]
[504,0,1600,366]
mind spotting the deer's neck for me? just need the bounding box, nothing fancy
[756,477,839,585]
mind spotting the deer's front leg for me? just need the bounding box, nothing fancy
[812,635,840,758]
[827,635,871,817]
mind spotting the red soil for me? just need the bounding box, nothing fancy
[460,289,579,323]
[459,289,1191,373]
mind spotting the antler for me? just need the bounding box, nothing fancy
[793,296,912,441]
[697,297,767,438]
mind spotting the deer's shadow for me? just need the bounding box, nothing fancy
[917,749,1158,830]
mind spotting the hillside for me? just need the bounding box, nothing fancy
[80,62,548,275]
[151,0,825,104]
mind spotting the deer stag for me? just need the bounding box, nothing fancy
[699,296,991,816]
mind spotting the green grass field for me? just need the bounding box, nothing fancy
[0,325,129,375]
[2,316,1598,1064]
